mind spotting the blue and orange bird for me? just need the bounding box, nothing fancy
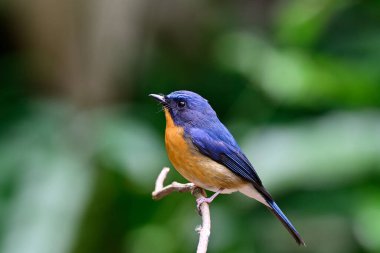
[149,90,305,246]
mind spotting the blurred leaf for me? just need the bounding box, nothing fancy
[241,111,380,190]
[354,189,380,251]
[94,111,166,190]
[274,0,351,47]
[0,101,165,253]
[214,32,380,107]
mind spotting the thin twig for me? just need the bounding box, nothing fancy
[191,187,211,253]
[152,167,211,253]
[152,168,195,200]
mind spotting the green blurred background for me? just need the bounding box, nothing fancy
[1,0,380,252]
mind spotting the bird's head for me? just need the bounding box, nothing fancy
[149,90,217,127]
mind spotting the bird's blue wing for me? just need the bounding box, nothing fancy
[187,127,263,186]
[186,128,305,245]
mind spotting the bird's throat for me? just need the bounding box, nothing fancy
[164,108,176,128]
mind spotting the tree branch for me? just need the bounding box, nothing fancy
[152,167,211,253]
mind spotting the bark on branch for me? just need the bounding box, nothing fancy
[152,167,211,253]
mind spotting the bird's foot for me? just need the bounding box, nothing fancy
[196,188,224,214]
[196,197,213,211]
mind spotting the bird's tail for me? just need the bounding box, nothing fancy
[265,199,306,246]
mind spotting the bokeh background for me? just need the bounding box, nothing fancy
[1,0,380,252]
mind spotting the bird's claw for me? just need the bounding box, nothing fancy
[196,197,212,214]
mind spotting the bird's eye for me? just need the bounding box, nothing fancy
[178,101,186,108]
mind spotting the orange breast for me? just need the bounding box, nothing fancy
[164,109,245,191]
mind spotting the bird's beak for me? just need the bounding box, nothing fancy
[149,94,166,105]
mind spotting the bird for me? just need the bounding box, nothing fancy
[149,90,305,246]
